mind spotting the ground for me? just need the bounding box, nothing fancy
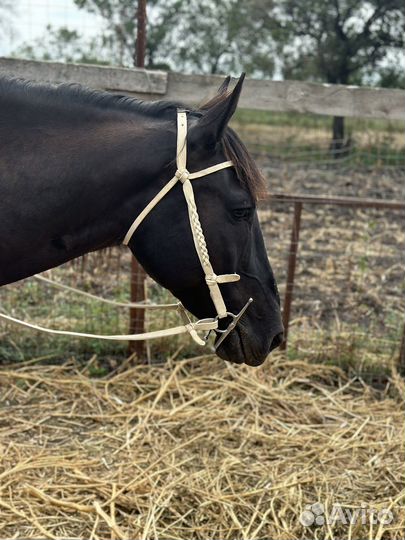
[0,355,404,538]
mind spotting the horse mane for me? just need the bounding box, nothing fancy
[0,76,265,200]
[222,126,266,201]
[0,76,181,118]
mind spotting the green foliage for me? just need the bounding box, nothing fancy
[88,365,109,377]
[73,0,276,75]
[376,66,405,89]
[254,0,404,86]
[14,25,111,65]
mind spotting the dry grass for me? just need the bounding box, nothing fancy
[0,354,404,539]
[233,121,405,151]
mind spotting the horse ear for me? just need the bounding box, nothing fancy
[192,73,245,147]
[217,75,231,95]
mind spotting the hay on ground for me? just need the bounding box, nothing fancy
[0,354,404,539]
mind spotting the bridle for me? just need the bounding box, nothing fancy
[0,110,253,349]
[123,110,253,348]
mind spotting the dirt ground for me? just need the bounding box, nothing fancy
[258,161,405,372]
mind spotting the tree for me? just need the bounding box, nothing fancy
[73,0,276,76]
[149,0,275,76]
[15,26,110,65]
[73,0,139,66]
[255,0,404,149]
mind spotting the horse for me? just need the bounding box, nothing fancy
[0,73,283,366]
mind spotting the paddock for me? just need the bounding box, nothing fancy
[0,58,404,539]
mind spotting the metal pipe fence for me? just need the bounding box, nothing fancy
[262,194,405,360]
[0,187,403,377]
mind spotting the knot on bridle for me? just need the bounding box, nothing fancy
[205,273,218,286]
[175,168,190,183]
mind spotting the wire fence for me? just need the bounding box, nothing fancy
[262,197,405,371]
[256,152,405,377]
[249,141,405,169]
[0,1,404,376]
[1,161,404,378]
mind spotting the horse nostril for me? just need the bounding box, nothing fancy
[270,332,284,352]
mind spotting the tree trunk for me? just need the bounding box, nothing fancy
[327,67,350,158]
[331,116,345,157]
[332,116,345,151]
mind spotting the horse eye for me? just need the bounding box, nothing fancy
[233,208,253,221]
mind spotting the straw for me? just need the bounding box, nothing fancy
[0,353,404,538]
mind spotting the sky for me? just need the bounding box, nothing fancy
[0,0,104,56]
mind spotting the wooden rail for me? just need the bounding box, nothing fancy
[1,57,404,120]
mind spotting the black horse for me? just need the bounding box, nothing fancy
[0,74,283,365]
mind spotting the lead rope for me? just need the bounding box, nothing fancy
[0,110,251,347]
[0,311,217,344]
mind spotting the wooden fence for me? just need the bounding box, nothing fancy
[1,57,404,120]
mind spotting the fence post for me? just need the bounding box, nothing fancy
[128,0,148,357]
[280,202,302,351]
[399,321,405,376]
[135,0,146,68]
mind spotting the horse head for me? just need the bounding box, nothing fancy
[127,75,283,365]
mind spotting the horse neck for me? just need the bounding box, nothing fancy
[0,109,173,284]
[53,113,174,252]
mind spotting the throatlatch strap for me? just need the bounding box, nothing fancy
[123,176,179,245]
